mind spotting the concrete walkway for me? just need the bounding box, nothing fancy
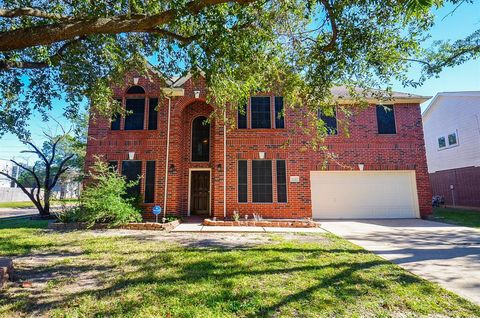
[172,222,326,233]
[321,219,480,305]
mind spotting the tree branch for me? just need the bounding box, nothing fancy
[0,36,85,70]
[0,171,43,212]
[0,0,255,52]
[319,0,338,52]
[22,141,49,165]
[10,159,42,191]
[0,7,68,20]
[49,154,74,190]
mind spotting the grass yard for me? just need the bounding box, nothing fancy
[0,199,78,209]
[0,219,479,317]
[433,207,480,229]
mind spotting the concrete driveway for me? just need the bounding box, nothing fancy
[321,219,480,305]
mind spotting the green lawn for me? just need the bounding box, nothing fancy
[0,219,478,317]
[0,199,78,209]
[433,207,480,229]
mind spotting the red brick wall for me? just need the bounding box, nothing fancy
[85,72,433,220]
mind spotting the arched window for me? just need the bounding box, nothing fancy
[124,86,146,130]
[126,85,145,94]
[192,116,210,162]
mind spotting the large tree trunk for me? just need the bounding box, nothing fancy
[42,190,51,216]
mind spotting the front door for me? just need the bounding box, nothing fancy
[190,171,210,215]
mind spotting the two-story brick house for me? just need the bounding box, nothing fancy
[85,70,433,220]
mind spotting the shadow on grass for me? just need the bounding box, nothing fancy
[1,230,479,317]
[0,218,49,230]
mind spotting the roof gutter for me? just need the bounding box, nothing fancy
[336,97,432,104]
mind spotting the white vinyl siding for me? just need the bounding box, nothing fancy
[423,94,480,173]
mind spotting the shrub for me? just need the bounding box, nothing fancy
[78,158,142,227]
[54,205,82,223]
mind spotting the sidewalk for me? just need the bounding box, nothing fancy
[172,222,326,233]
[0,207,38,219]
[0,205,67,219]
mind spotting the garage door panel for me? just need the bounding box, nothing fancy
[310,171,419,219]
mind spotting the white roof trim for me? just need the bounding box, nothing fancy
[171,70,206,87]
[422,91,480,120]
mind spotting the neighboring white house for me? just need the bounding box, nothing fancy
[0,159,19,188]
[422,91,480,207]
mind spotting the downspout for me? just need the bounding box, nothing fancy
[163,96,172,219]
[223,111,227,219]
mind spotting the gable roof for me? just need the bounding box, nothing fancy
[422,91,480,120]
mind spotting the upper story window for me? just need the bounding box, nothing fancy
[274,97,285,129]
[148,98,158,130]
[251,97,271,129]
[438,136,446,149]
[318,108,338,135]
[448,132,458,146]
[376,105,396,134]
[111,99,122,130]
[192,116,210,162]
[126,85,145,94]
[238,104,247,129]
[238,96,285,129]
[438,131,459,150]
[124,98,145,130]
[111,85,158,131]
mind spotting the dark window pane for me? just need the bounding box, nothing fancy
[274,96,285,129]
[251,97,271,129]
[438,136,446,148]
[319,108,337,135]
[376,105,396,134]
[121,161,142,198]
[111,99,121,130]
[148,98,158,130]
[108,161,118,172]
[238,160,248,202]
[238,104,247,129]
[125,98,145,130]
[252,160,273,203]
[144,161,155,203]
[276,160,287,203]
[448,133,457,145]
[126,85,145,94]
[192,116,210,162]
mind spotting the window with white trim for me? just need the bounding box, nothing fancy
[437,131,459,150]
[438,136,446,149]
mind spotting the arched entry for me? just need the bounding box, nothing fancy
[191,116,210,162]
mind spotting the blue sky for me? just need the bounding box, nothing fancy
[0,1,479,162]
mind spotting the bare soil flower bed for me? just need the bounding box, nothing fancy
[48,220,180,231]
[203,219,319,228]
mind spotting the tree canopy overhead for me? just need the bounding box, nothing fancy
[0,0,478,138]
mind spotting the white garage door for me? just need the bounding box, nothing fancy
[310,171,419,219]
